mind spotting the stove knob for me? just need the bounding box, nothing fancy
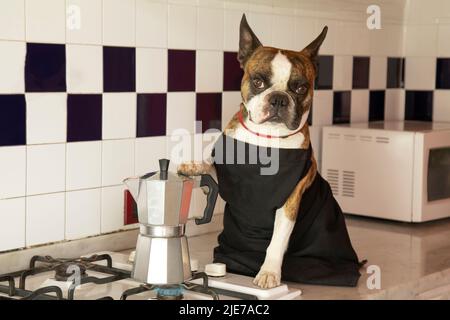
[205,263,226,277]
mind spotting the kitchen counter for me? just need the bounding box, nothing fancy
[183,215,450,300]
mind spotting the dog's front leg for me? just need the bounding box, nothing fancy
[177,159,217,194]
[254,155,317,289]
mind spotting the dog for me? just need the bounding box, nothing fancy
[178,15,361,289]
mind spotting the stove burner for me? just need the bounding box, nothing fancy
[54,262,87,282]
[156,285,184,300]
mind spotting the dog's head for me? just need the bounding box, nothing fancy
[238,15,327,134]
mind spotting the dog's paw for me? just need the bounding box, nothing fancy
[177,162,203,176]
[253,269,281,289]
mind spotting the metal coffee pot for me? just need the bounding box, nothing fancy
[123,159,218,285]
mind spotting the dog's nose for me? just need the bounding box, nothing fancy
[269,93,289,109]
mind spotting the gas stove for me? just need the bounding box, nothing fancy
[0,252,301,300]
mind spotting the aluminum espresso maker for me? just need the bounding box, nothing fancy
[123,159,219,285]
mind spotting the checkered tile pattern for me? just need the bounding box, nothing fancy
[0,0,447,252]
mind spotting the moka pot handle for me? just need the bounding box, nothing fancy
[195,174,219,225]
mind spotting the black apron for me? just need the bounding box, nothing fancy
[212,134,362,287]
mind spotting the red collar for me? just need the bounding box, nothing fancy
[237,109,303,139]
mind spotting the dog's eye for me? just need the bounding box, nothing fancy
[252,78,265,89]
[295,84,308,95]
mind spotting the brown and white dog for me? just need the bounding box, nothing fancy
[178,15,328,289]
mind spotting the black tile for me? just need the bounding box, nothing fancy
[25,43,66,92]
[369,90,385,121]
[223,52,244,91]
[0,95,26,146]
[352,57,370,89]
[405,91,433,122]
[315,55,334,90]
[436,58,450,89]
[333,91,351,124]
[168,50,196,92]
[137,93,167,137]
[196,93,222,133]
[103,46,136,92]
[67,94,102,142]
[387,57,405,88]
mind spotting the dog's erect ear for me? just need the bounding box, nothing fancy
[238,14,262,69]
[301,26,328,61]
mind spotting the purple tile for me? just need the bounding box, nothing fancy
[196,93,222,133]
[333,91,351,124]
[315,55,333,90]
[67,94,102,142]
[352,57,370,89]
[369,90,385,121]
[137,93,167,137]
[25,43,66,92]
[387,57,405,88]
[103,46,136,92]
[223,52,243,91]
[168,50,196,92]
[405,91,433,122]
[0,95,26,146]
[436,58,450,89]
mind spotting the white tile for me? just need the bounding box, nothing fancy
[433,90,450,122]
[66,44,103,93]
[25,0,65,43]
[405,24,438,57]
[103,93,137,139]
[223,9,243,52]
[197,6,224,50]
[196,50,223,92]
[65,189,101,240]
[369,56,387,90]
[222,91,241,129]
[312,90,333,126]
[102,139,135,186]
[136,0,168,48]
[101,185,125,233]
[247,12,272,46]
[26,193,65,246]
[66,0,102,45]
[0,41,25,93]
[27,144,66,196]
[404,57,436,90]
[136,48,168,93]
[135,136,168,175]
[385,24,405,57]
[437,24,450,57]
[26,93,67,144]
[333,55,353,91]
[0,198,25,252]
[336,22,370,56]
[385,89,405,121]
[294,17,317,51]
[103,0,136,47]
[166,92,196,135]
[168,4,197,49]
[0,0,25,40]
[0,146,26,199]
[405,0,441,25]
[350,90,369,123]
[272,15,295,49]
[66,141,102,190]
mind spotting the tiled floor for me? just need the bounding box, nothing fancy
[185,215,450,299]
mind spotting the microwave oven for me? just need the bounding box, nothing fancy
[321,121,450,222]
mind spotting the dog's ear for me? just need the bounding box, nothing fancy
[238,14,262,69]
[301,26,328,63]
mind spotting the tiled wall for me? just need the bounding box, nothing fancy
[402,0,450,122]
[2,0,448,252]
